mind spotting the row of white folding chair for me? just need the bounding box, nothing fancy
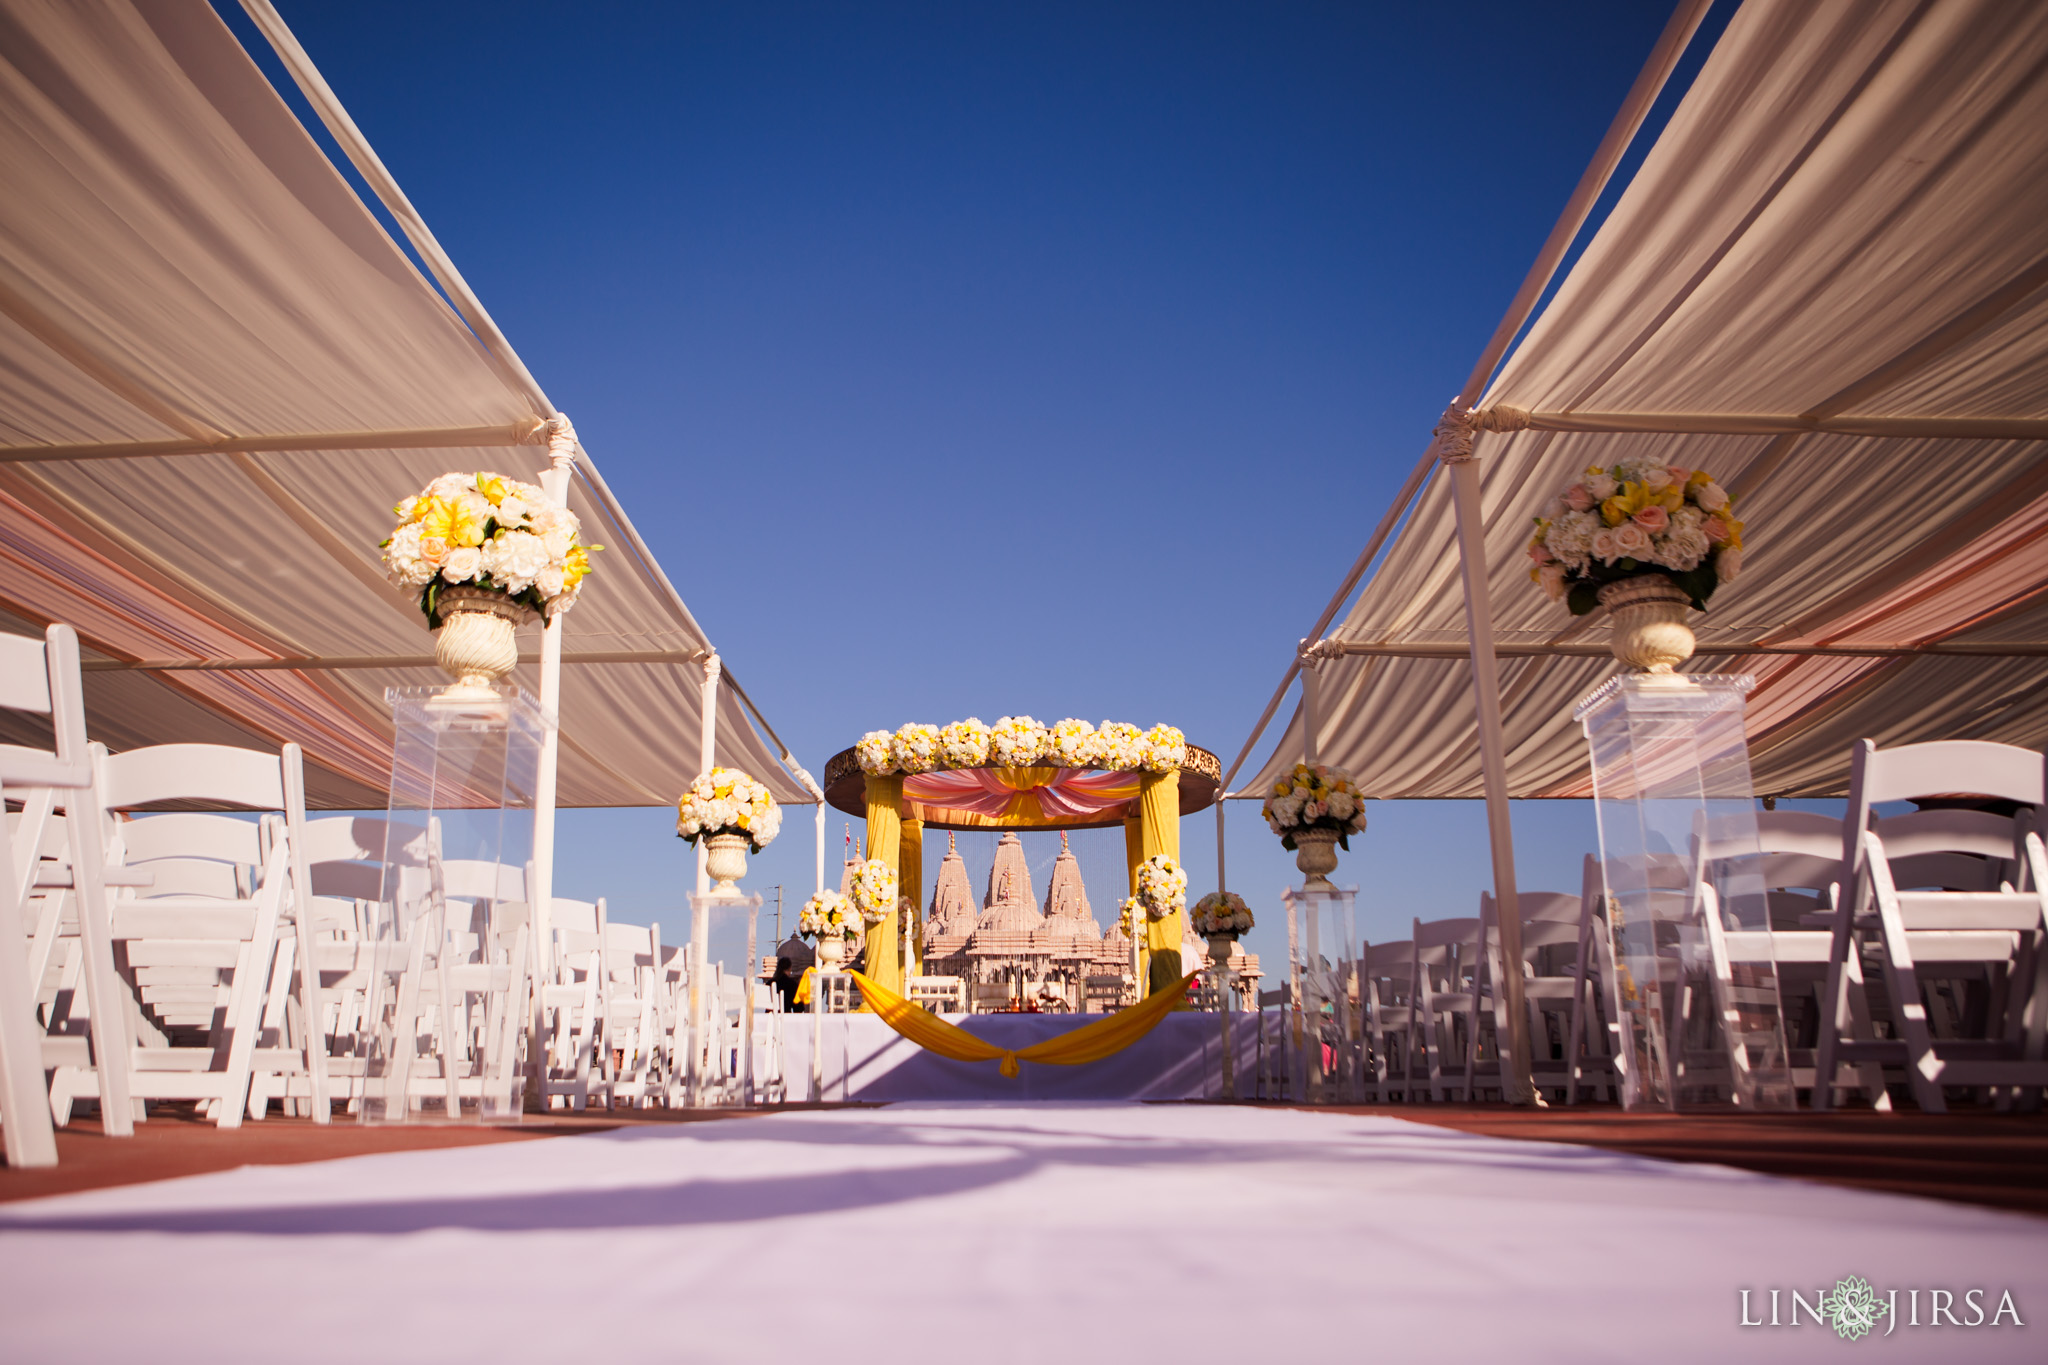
[1815,739,2048,1113]
[1358,940,1413,1101]
[545,899,667,1109]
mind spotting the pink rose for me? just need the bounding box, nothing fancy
[1633,504,1670,533]
[1703,515,1731,545]
[1563,484,1595,512]
[1538,564,1566,602]
[1590,528,1619,562]
[1613,522,1651,557]
[1527,541,1555,565]
[1665,466,1691,489]
[418,534,450,566]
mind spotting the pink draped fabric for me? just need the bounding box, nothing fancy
[902,767,1142,825]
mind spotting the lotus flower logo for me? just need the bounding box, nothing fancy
[1819,1276,1889,1341]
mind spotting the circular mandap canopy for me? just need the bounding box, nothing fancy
[822,746,1221,831]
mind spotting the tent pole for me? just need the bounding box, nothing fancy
[697,654,721,896]
[1300,654,1321,766]
[528,418,577,1101]
[815,802,826,896]
[1445,446,1536,1106]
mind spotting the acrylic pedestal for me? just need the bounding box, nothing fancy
[1575,674,1793,1111]
[683,890,768,1107]
[355,685,546,1124]
[1280,884,1359,1104]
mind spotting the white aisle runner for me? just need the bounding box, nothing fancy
[0,1105,2040,1362]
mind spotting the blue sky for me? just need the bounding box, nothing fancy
[242,1,1721,964]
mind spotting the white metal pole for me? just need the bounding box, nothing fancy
[697,654,721,896]
[1301,655,1321,766]
[528,418,577,1101]
[815,801,826,895]
[1446,452,1536,1105]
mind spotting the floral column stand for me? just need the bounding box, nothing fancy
[1194,893,1254,1099]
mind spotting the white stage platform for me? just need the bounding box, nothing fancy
[1,1105,2042,1362]
[776,1011,1264,1100]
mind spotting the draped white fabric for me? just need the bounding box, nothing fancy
[1250,0,2048,801]
[0,0,803,806]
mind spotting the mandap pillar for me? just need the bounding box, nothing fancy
[1138,769,1184,998]
[862,774,905,995]
[900,812,924,977]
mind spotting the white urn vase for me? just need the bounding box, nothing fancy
[1598,574,1695,676]
[433,586,534,702]
[1293,827,1340,891]
[816,934,846,969]
[704,831,749,892]
[1207,932,1237,966]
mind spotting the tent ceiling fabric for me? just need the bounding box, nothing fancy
[0,0,804,806]
[1249,0,2048,802]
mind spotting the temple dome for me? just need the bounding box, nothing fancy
[1041,831,1101,938]
[976,832,1044,933]
[927,833,975,938]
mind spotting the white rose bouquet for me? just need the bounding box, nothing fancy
[1135,854,1187,919]
[1191,891,1254,936]
[383,471,599,626]
[1529,458,1744,614]
[856,730,897,776]
[675,767,783,853]
[989,715,1051,767]
[1096,721,1146,771]
[1140,723,1187,773]
[847,858,899,926]
[1049,718,1101,767]
[799,890,859,942]
[939,718,991,768]
[1262,762,1367,852]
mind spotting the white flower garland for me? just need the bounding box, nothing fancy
[1135,854,1187,919]
[1116,897,1142,940]
[847,859,899,925]
[1191,891,1254,936]
[938,717,991,768]
[799,890,858,941]
[383,471,599,625]
[851,717,1188,775]
[989,715,1051,767]
[676,767,783,852]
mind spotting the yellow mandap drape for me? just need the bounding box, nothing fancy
[901,814,924,976]
[863,774,904,997]
[1137,770,1184,998]
[849,969,1198,1076]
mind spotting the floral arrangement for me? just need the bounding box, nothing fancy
[383,472,598,626]
[847,858,899,926]
[799,890,859,941]
[1191,891,1254,936]
[1134,854,1188,919]
[856,731,895,776]
[1116,898,1141,940]
[1050,718,1101,767]
[1262,763,1366,851]
[939,718,991,768]
[1528,459,1744,614]
[989,715,1051,767]
[891,723,941,774]
[1140,724,1187,773]
[675,767,783,852]
[852,717,1189,775]
[1095,722,1146,770]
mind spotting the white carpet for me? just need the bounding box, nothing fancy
[1,1105,2041,1362]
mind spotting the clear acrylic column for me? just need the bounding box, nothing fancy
[1575,674,1793,1111]
[1281,885,1358,1103]
[358,685,548,1123]
[685,890,762,1107]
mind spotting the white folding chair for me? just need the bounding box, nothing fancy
[1359,939,1414,1102]
[1478,890,1588,1101]
[601,915,664,1106]
[1565,855,1626,1104]
[1816,740,2048,1113]
[1411,916,1481,1102]
[81,741,311,1128]
[544,897,608,1109]
[1,625,134,1164]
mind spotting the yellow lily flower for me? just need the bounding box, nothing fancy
[475,472,510,506]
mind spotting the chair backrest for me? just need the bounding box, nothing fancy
[1754,810,1845,858]
[551,899,601,933]
[96,743,288,811]
[1849,739,2045,813]
[1870,807,2019,861]
[0,625,90,788]
[440,860,526,903]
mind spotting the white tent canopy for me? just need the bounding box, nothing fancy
[1241,0,2048,804]
[0,0,808,809]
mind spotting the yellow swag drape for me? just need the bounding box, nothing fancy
[1138,769,1184,998]
[863,774,904,997]
[900,814,924,976]
[849,968,1198,1076]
